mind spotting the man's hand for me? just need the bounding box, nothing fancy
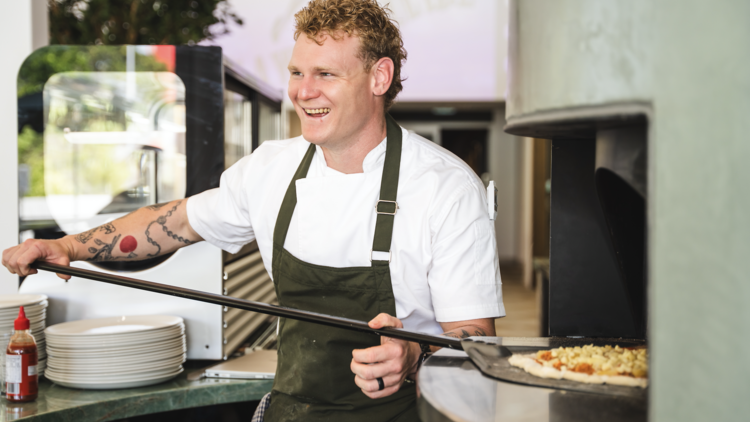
[2,238,74,280]
[350,313,421,399]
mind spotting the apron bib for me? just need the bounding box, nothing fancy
[265,115,417,422]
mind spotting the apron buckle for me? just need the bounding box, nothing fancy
[375,200,399,215]
[371,250,392,263]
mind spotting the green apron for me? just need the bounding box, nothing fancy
[264,115,417,422]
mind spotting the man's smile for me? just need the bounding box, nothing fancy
[303,107,331,117]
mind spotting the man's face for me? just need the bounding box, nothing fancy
[288,33,379,148]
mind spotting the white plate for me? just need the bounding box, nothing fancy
[0,324,47,334]
[46,367,183,390]
[45,315,183,337]
[0,317,46,327]
[0,303,48,317]
[45,322,183,338]
[45,326,183,346]
[45,364,182,382]
[48,354,186,374]
[46,340,183,356]
[0,318,46,328]
[45,350,184,366]
[0,309,46,321]
[48,353,185,372]
[0,295,47,310]
[45,326,183,345]
[48,321,185,340]
[0,302,47,313]
[46,337,185,358]
[46,334,184,351]
[48,349,185,364]
[47,347,185,366]
[45,367,183,384]
[48,351,185,370]
[46,323,182,339]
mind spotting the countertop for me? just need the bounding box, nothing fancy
[0,363,272,422]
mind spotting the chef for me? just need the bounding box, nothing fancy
[2,0,504,420]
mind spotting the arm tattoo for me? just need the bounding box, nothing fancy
[145,203,169,211]
[87,235,121,261]
[145,201,196,257]
[75,223,117,244]
[443,329,472,339]
[443,327,488,339]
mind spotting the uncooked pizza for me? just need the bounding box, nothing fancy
[508,344,648,388]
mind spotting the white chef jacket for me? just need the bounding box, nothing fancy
[187,127,505,335]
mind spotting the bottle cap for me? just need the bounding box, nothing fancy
[14,307,29,331]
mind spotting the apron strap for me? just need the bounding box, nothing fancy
[371,114,402,265]
[273,143,316,248]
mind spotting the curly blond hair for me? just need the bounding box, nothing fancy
[294,0,407,110]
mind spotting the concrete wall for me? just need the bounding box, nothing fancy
[0,1,47,294]
[506,0,652,119]
[650,1,750,420]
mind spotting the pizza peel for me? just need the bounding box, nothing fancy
[31,262,646,397]
[30,261,469,350]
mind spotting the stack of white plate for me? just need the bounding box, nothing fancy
[0,295,48,377]
[44,315,186,389]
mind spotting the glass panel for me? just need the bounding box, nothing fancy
[258,101,280,146]
[224,90,252,168]
[42,71,186,235]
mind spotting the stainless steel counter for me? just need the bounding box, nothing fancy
[417,338,647,422]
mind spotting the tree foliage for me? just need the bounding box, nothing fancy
[49,0,243,45]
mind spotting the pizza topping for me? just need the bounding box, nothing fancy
[573,363,595,375]
[538,350,553,361]
[534,344,648,378]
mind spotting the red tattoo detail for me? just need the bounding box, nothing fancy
[120,236,137,253]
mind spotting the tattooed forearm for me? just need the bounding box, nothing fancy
[145,201,196,257]
[75,223,118,244]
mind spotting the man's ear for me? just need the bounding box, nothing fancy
[371,57,394,97]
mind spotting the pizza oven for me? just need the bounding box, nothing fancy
[505,0,651,341]
[515,119,649,340]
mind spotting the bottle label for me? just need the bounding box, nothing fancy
[6,353,38,398]
[6,355,22,383]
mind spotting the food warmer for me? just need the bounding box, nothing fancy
[16,45,282,360]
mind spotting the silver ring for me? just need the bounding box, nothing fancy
[377,377,385,391]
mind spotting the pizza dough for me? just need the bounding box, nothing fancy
[508,344,648,388]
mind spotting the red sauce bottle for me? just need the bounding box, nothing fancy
[5,307,38,402]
